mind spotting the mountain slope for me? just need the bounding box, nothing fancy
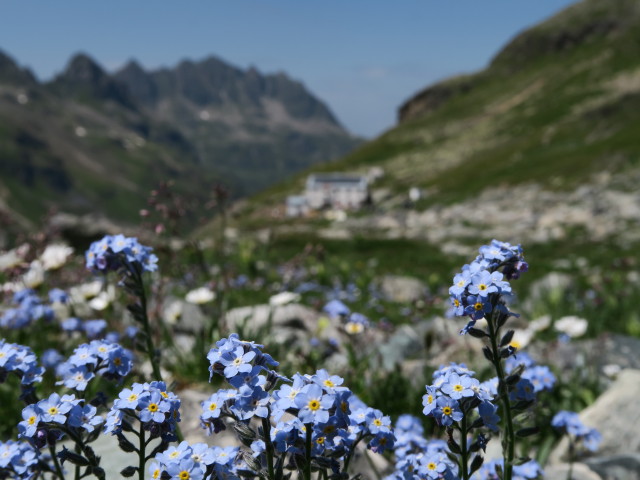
[0,52,211,228]
[0,51,359,229]
[114,56,359,195]
[240,0,640,250]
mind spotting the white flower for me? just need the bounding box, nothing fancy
[163,300,183,324]
[88,286,115,311]
[269,291,300,307]
[40,244,73,270]
[344,321,365,335]
[0,249,23,271]
[554,315,588,338]
[529,315,551,332]
[509,329,534,350]
[2,281,21,294]
[186,287,215,305]
[71,280,104,301]
[602,364,621,378]
[22,261,45,288]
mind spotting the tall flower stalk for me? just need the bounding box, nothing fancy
[85,235,162,381]
[448,239,529,480]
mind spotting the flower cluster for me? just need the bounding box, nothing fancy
[0,288,54,330]
[551,411,601,452]
[0,440,40,479]
[386,415,458,480]
[422,363,498,429]
[202,334,395,477]
[56,340,133,391]
[105,381,181,441]
[0,340,44,386]
[18,393,103,448]
[448,240,528,334]
[148,441,240,480]
[85,234,158,273]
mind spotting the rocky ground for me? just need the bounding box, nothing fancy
[271,173,640,260]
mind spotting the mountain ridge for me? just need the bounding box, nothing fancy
[0,49,360,232]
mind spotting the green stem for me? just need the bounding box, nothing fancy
[487,308,515,480]
[74,442,81,480]
[136,268,163,383]
[134,267,183,442]
[304,424,312,480]
[261,417,276,480]
[49,444,66,480]
[459,416,470,480]
[138,425,146,480]
[342,433,364,474]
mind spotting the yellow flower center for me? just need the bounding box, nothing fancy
[128,394,138,402]
[474,302,483,311]
[152,468,161,479]
[454,384,464,392]
[373,419,382,426]
[28,416,37,425]
[48,407,58,415]
[323,379,335,388]
[426,395,434,404]
[427,462,437,471]
[308,399,320,411]
[453,299,460,307]
[442,406,452,416]
[148,403,159,412]
[179,471,190,480]
[209,402,218,411]
[478,283,487,291]
[160,391,169,399]
[316,437,325,445]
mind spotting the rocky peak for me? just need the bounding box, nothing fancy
[0,49,37,86]
[114,59,157,106]
[48,52,136,110]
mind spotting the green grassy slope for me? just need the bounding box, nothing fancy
[240,0,640,219]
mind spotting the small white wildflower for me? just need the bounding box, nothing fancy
[186,287,215,305]
[269,291,300,307]
[554,316,588,338]
[40,244,74,270]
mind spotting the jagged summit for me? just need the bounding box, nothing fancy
[0,49,37,86]
[0,48,359,228]
[47,52,136,109]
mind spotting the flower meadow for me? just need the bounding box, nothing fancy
[0,234,604,480]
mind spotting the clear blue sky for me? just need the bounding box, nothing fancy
[1,0,577,137]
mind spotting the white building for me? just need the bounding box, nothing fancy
[285,195,310,217]
[304,173,369,210]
